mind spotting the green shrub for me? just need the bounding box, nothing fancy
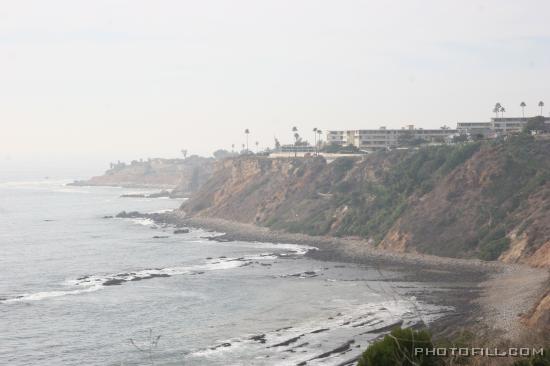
[512,348,550,366]
[357,327,441,366]
[479,237,510,260]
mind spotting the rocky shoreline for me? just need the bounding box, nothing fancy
[115,210,549,343]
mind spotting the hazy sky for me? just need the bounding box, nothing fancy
[1,0,549,173]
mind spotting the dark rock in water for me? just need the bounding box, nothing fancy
[43,219,55,222]
[120,190,171,198]
[103,278,125,286]
[269,334,304,348]
[190,271,204,275]
[206,257,213,260]
[275,326,293,332]
[249,334,267,343]
[174,229,190,234]
[76,275,90,281]
[205,235,232,242]
[152,236,169,239]
[239,262,253,267]
[103,215,113,219]
[147,190,171,198]
[141,273,170,280]
[115,211,143,218]
[282,271,318,278]
[310,328,329,334]
[308,340,355,360]
[210,342,231,350]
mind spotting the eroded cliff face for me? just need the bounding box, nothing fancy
[182,137,550,269]
[72,156,213,194]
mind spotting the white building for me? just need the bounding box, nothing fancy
[326,125,457,151]
[457,117,550,137]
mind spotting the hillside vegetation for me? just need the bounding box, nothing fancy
[182,136,550,267]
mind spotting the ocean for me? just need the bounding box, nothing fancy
[0,178,450,365]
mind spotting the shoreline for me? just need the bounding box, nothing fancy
[173,215,548,342]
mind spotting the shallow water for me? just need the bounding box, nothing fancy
[0,179,450,365]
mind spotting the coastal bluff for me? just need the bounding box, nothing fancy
[70,156,213,196]
[182,137,549,268]
[180,137,550,332]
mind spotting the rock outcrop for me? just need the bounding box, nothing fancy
[71,156,213,196]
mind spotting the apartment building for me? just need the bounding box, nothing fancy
[457,117,550,137]
[326,125,457,151]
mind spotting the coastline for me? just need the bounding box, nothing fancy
[173,214,549,343]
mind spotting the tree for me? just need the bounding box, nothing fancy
[452,134,469,143]
[520,101,527,118]
[493,102,502,118]
[317,129,323,152]
[357,327,440,366]
[292,126,299,157]
[181,149,188,159]
[523,116,547,134]
[313,128,318,155]
[274,138,281,150]
[500,106,505,117]
[213,149,233,159]
[539,101,545,116]
[244,129,250,153]
[255,141,259,153]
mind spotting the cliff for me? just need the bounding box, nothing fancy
[182,136,550,268]
[182,137,550,333]
[71,156,213,195]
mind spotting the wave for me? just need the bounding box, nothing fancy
[184,299,451,365]
[127,218,158,227]
[1,284,104,304]
[1,250,309,304]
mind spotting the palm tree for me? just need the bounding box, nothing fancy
[313,128,318,155]
[294,132,300,157]
[317,129,323,152]
[520,102,526,118]
[493,102,502,118]
[500,107,505,117]
[244,129,250,153]
[293,133,300,157]
[539,101,545,116]
[231,144,235,153]
[255,141,259,153]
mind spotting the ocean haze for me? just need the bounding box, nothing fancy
[1,0,550,169]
